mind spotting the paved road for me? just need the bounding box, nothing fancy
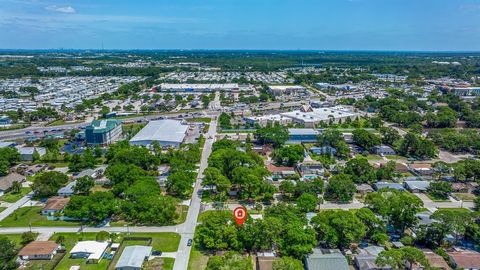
[173,116,217,270]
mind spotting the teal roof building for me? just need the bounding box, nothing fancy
[85,119,122,146]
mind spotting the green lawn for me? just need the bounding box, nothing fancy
[0,206,80,227]
[175,205,189,224]
[426,194,450,202]
[186,117,212,123]
[1,233,38,247]
[128,232,180,252]
[188,241,210,270]
[453,193,476,202]
[0,187,31,203]
[0,207,6,213]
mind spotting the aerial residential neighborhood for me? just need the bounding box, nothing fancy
[1,1,480,270]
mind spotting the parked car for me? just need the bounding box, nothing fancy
[152,250,162,256]
[187,239,193,246]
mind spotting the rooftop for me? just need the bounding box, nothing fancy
[130,119,188,144]
[87,119,121,134]
[18,241,59,256]
[70,241,109,260]
[115,245,152,268]
[43,196,70,211]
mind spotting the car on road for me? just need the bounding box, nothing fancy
[187,239,193,246]
[152,250,162,256]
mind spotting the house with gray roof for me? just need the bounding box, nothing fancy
[305,249,349,270]
[0,173,25,196]
[115,245,152,270]
[374,182,405,191]
[404,181,430,193]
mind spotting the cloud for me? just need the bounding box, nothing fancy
[45,5,76,14]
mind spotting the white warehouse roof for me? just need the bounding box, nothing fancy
[129,120,188,146]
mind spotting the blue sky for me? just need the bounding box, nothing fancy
[0,0,479,50]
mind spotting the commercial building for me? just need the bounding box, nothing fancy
[18,241,60,260]
[115,245,152,270]
[129,120,188,148]
[85,119,122,146]
[280,106,359,128]
[159,83,239,92]
[287,128,320,144]
[452,87,480,96]
[268,85,306,96]
[245,114,292,127]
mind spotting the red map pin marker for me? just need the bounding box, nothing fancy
[233,206,247,225]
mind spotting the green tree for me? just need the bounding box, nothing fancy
[311,210,367,248]
[426,181,452,200]
[272,144,304,166]
[376,247,429,270]
[344,157,376,184]
[206,252,252,270]
[73,176,95,195]
[365,189,423,232]
[0,236,17,270]
[352,129,381,151]
[324,174,356,202]
[254,123,289,147]
[96,231,110,241]
[273,257,304,270]
[20,231,36,245]
[296,193,318,213]
[10,181,22,194]
[32,171,69,198]
[64,192,117,224]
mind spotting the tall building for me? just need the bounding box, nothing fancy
[85,119,122,146]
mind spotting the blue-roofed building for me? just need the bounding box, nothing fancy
[0,115,12,126]
[287,128,320,144]
[374,182,405,191]
[85,119,122,146]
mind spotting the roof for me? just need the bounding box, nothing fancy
[374,182,405,191]
[58,181,76,194]
[288,128,319,136]
[43,196,70,211]
[410,163,433,169]
[87,119,121,134]
[18,241,59,256]
[16,146,46,155]
[0,173,25,191]
[0,141,15,148]
[257,256,277,270]
[266,163,296,173]
[424,251,451,270]
[130,120,188,144]
[356,184,374,192]
[306,253,349,270]
[70,241,109,260]
[115,245,152,269]
[404,181,430,191]
[448,251,480,268]
[76,169,96,178]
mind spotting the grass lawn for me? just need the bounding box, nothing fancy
[0,207,6,213]
[144,257,175,270]
[175,205,189,224]
[0,206,80,227]
[1,233,38,247]
[426,194,450,202]
[188,248,209,270]
[363,154,383,160]
[436,208,472,213]
[186,117,211,123]
[45,162,70,168]
[24,253,66,270]
[0,187,31,203]
[128,233,180,252]
[386,155,407,161]
[453,193,476,201]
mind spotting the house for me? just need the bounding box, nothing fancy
[356,184,374,194]
[0,115,12,126]
[305,249,349,270]
[42,196,70,216]
[404,181,430,193]
[75,168,97,179]
[409,163,434,175]
[15,146,46,161]
[451,182,478,193]
[12,164,48,176]
[311,146,337,156]
[423,250,451,270]
[70,241,109,263]
[57,181,76,197]
[266,163,297,180]
[18,241,60,260]
[256,252,278,270]
[297,158,324,176]
[447,250,480,270]
[394,163,409,173]
[0,173,25,196]
[115,245,152,270]
[373,145,396,156]
[374,182,405,191]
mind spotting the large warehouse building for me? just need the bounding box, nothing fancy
[129,119,188,148]
[159,83,239,92]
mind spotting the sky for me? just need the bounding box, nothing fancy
[0,0,479,51]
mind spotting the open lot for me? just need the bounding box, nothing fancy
[0,187,31,203]
[0,206,80,227]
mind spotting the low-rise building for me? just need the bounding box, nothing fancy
[372,145,396,156]
[18,241,60,260]
[409,163,434,175]
[16,146,46,161]
[404,181,430,193]
[287,128,320,144]
[115,245,152,270]
[129,120,188,148]
[70,241,109,263]
[374,182,405,191]
[356,184,374,194]
[423,250,451,270]
[266,163,296,180]
[305,249,349,270]
[85,119,122,146]
[311,146,337,155]
[0,173,25,196]
[447,250,480,270]
[57,181,76,197]
[42,196,70,216]
[268,85,306,96]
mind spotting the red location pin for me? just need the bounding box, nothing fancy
[233,206,247,225]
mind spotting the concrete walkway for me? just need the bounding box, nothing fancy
[0,193,32,222]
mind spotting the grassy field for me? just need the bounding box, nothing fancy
[188,242,210,270]
[145,257,175,270]
[453,193,476,201]
[186,117,211,123]
[0,187,31,203]
[175,205,189,224]
[1,233,38,247]
[0,206,80,227]
[0,207,6,213]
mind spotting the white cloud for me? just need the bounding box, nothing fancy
[45,5,76,14]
